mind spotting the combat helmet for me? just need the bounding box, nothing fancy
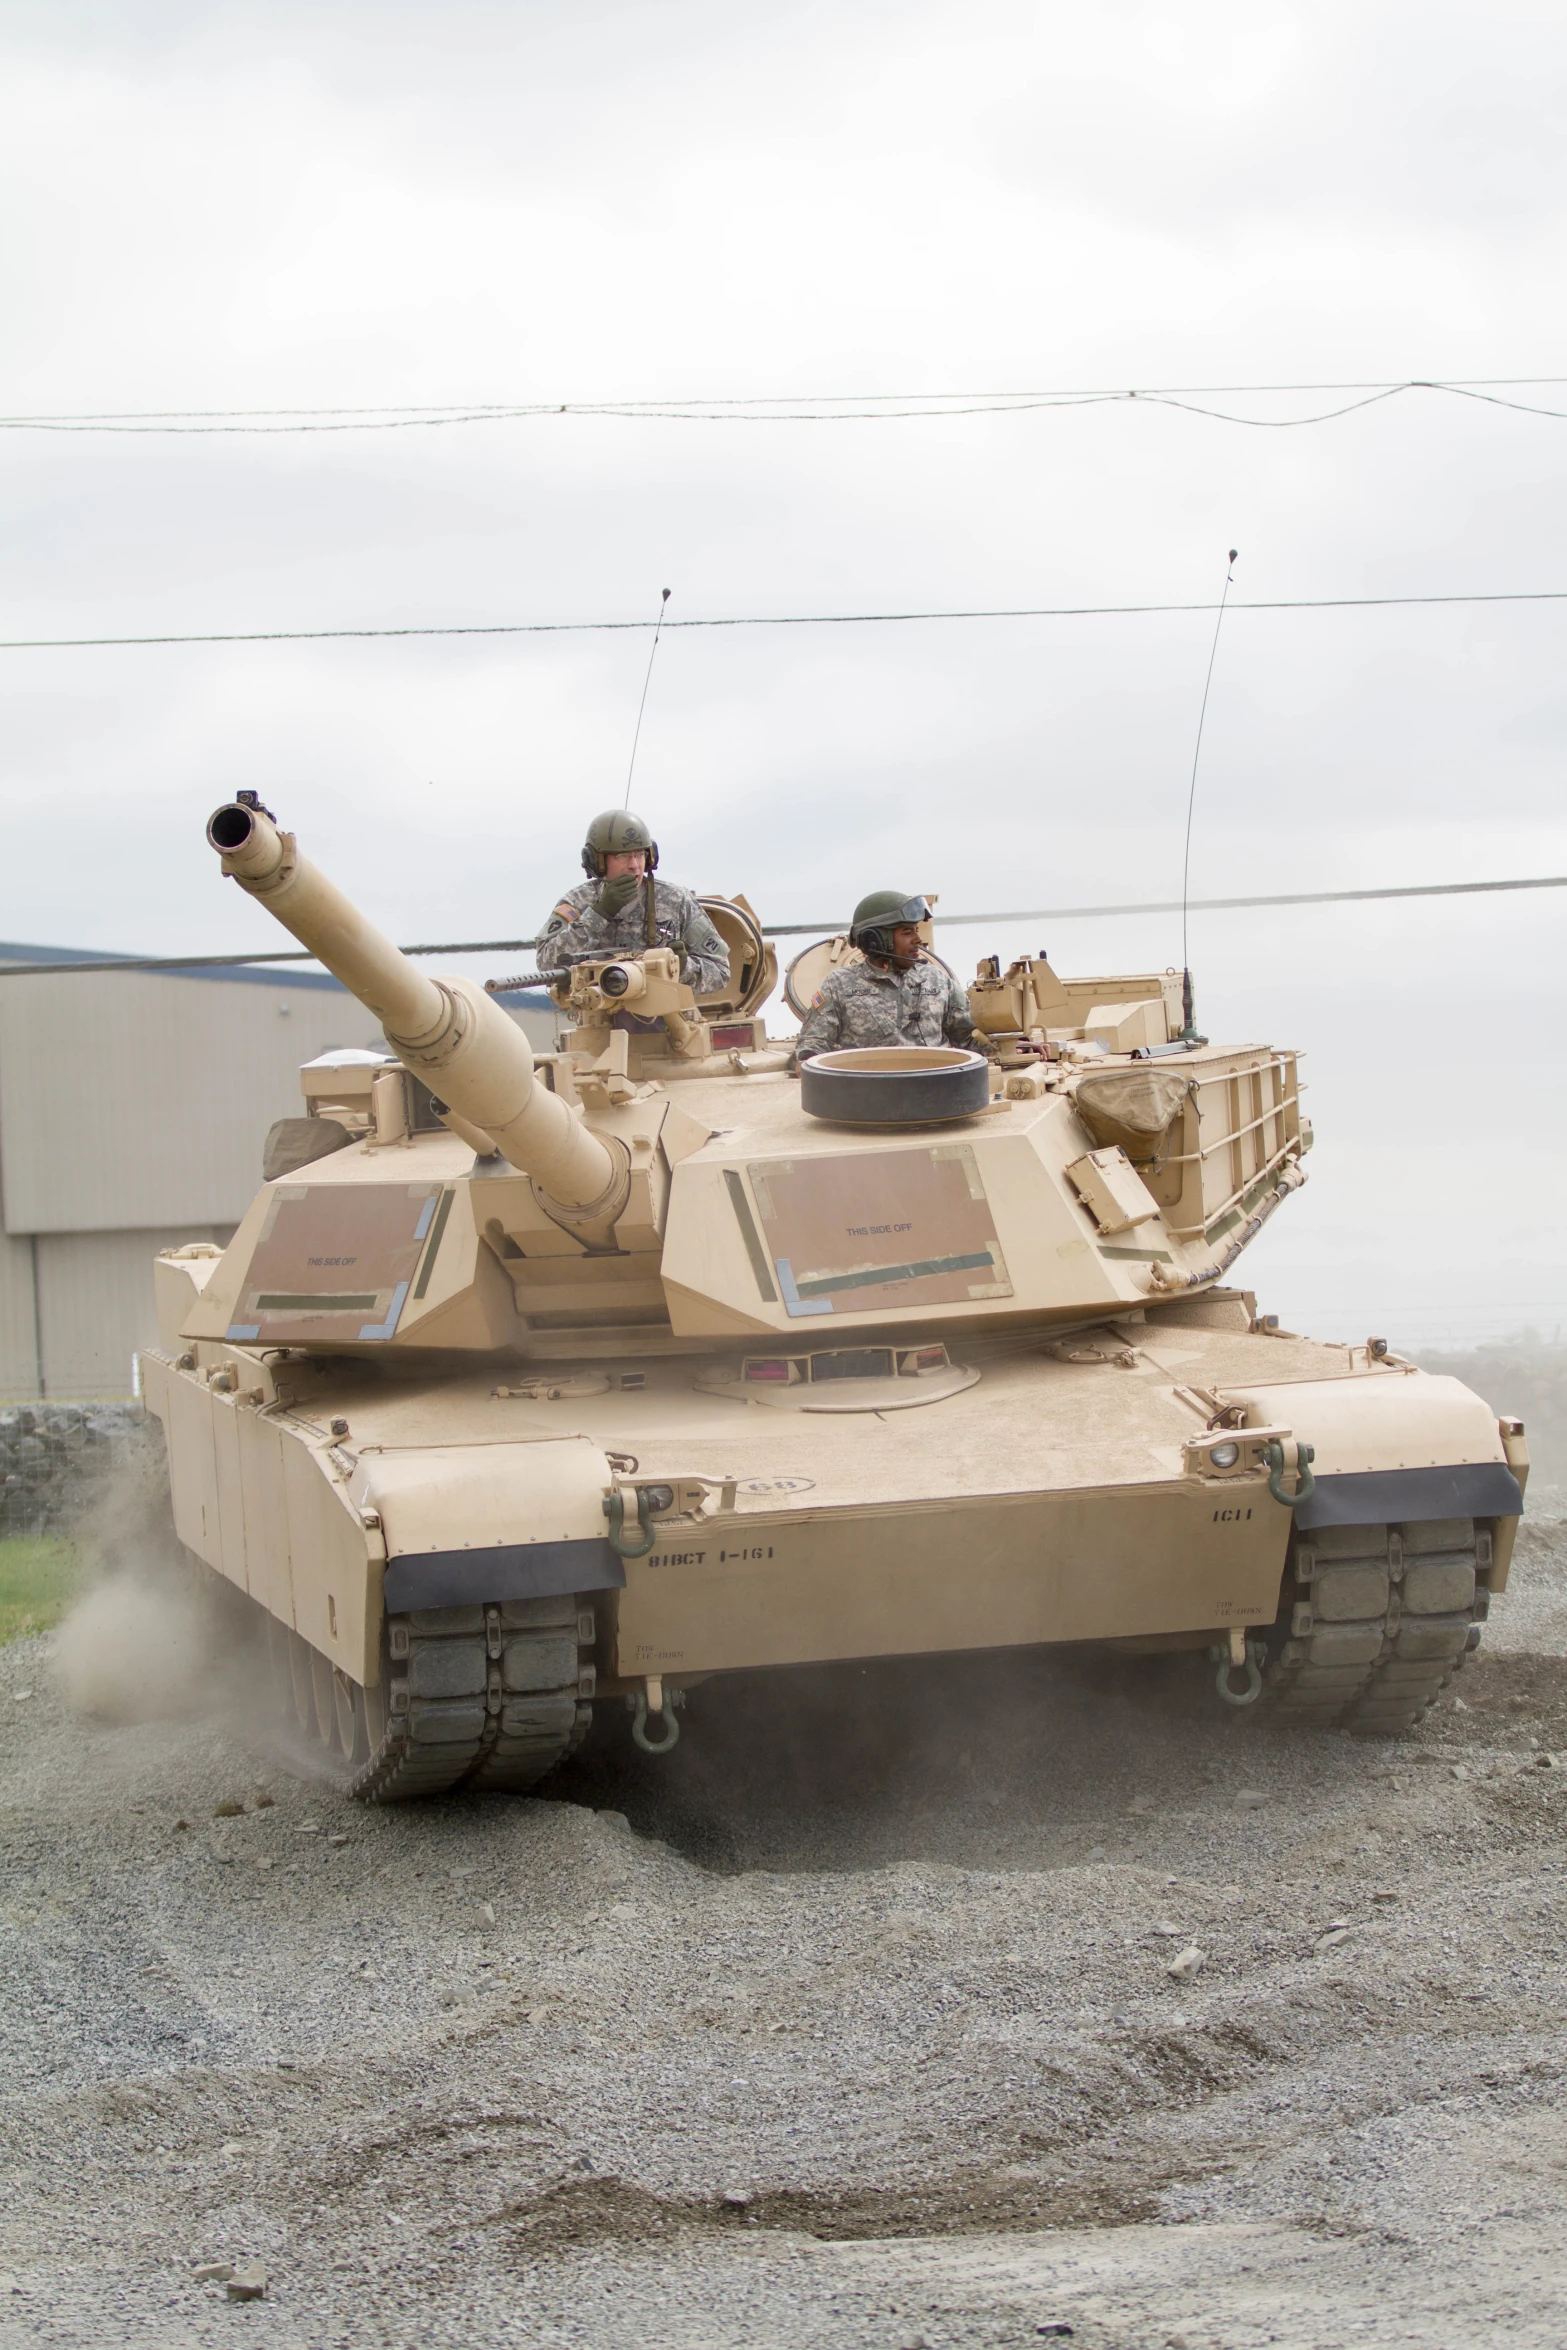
[581,809,660,878]
[849,890,931,968]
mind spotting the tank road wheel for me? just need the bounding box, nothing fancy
[287,1627,317,1737]
[333,1667,366,1764]
[348,1597,597,1805]
[310,1648,339,1750]
[265,1614,295,1719]
[259,1613,353,1762]
[1264,1516,1492,1732]
[358,1673,389,1758]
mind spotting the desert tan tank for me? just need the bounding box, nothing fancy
[140,799,1529,1798]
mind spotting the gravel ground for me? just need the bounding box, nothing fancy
[2,1512,1565,2349]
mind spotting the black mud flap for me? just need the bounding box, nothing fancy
[384,1538,626,1610]
[1296,1461,1523,1530]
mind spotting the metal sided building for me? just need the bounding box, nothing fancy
[0,946,555,1400]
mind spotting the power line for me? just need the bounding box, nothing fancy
[8,584,1567,652]
[0,938,552,977]
[765,872,1567,937]
[6,377,1567,433]
[3,871,1561,978]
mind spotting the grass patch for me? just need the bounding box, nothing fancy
[0,1536,80,1643]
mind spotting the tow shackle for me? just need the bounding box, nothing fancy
[603,1486,655,1558]
[1262,1437,1316,1509]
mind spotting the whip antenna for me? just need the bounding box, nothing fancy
[1178,548,1238,1044]
[623,587,672,808]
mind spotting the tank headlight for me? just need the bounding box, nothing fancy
[641,1484,675,1515]
[1207,1440,1241,1470]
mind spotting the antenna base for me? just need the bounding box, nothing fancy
[1178,968,1204,1050]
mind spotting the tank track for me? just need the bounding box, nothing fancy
[1264,1513,1491,1732]
[265,1596,596,1803]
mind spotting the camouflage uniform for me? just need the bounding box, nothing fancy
[537,878,731,995]
[796,957,979,1059]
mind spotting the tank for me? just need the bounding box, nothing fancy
[140,800,1529,1799]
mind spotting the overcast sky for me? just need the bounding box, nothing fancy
[1,0,1564,1346]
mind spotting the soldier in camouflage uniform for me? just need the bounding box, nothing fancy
[796,891,983,1060]
[538,809,730,994]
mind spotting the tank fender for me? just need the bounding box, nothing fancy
[143,1353,386,1687]
[1214,1371,1523,1532]
[1490,1419,1530,1590]
[351,1434,626,1612]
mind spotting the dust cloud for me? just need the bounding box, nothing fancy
[50,1416,215,1724]
[53,1575,207,1722]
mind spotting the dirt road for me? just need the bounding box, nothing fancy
[2,1513,1565,2349]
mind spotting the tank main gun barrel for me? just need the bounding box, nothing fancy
[206,802,624,1216]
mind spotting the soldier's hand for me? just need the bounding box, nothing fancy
[594,872,642,919]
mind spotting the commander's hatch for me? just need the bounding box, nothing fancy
[693,894,777,1020]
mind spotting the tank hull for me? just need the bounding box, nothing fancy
[141,1306,1524,1792]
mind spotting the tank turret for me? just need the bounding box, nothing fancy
[137,803,1525,1804]
[194,804,1318,1357]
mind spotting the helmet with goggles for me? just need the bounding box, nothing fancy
[848,891,931,968]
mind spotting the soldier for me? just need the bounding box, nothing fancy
[796,891,982,1060]
[537,810,730,994]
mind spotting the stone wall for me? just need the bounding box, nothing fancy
[0,1402,147,1538]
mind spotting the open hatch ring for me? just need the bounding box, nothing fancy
[800,1046,991,1126]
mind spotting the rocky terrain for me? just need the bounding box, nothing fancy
[1,1479,1564,2349]
[0,1345,1562,2350]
